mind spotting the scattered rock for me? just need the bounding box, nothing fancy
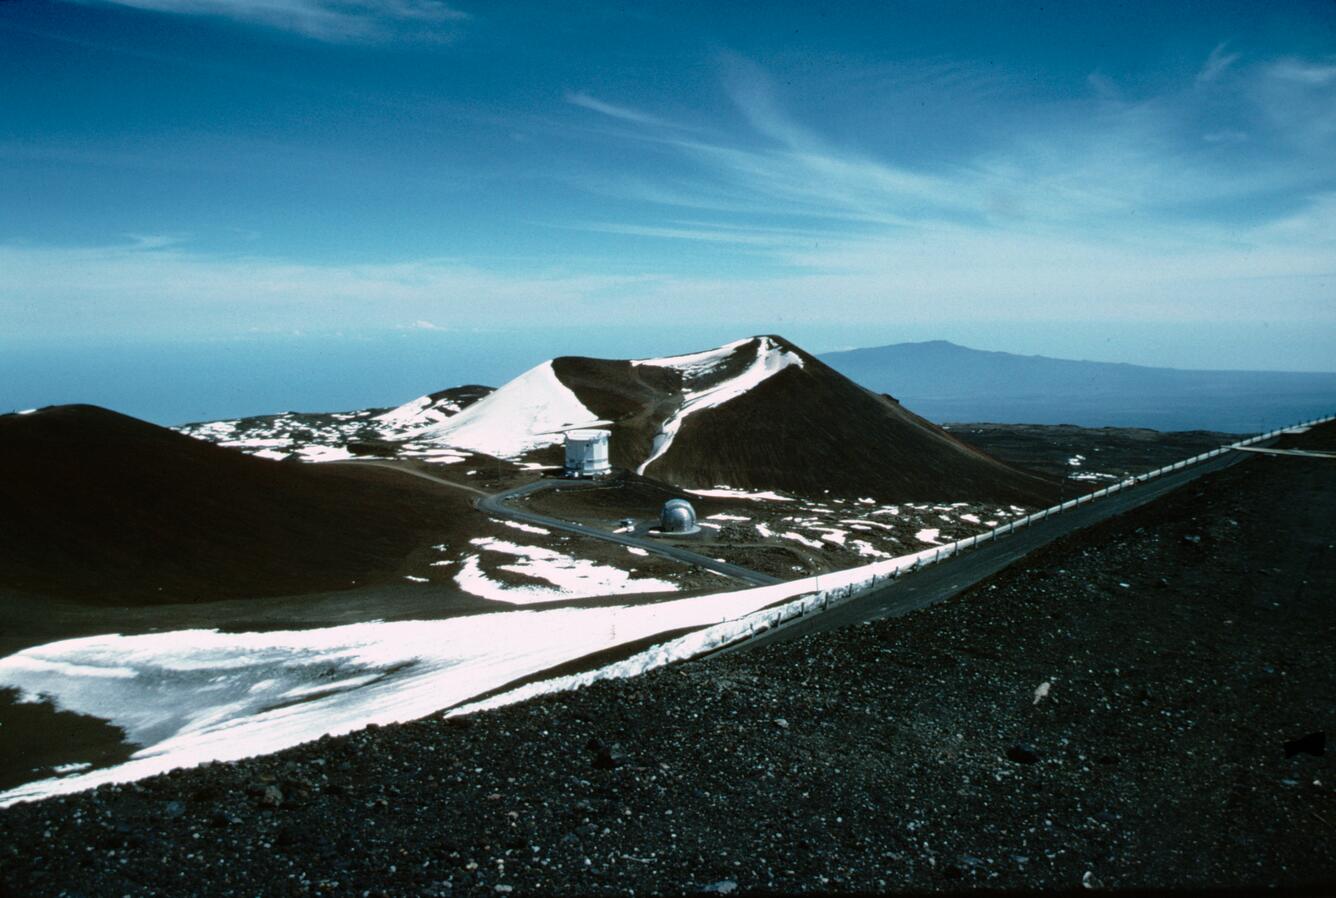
[588,740,627,770]
[1006,743,1042,764]
[1284,731,1326,758]
[700,880,737,894]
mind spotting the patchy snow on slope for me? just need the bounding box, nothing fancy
[915,528,942,545]
[295,445,354,463]
[816,528,848,546]
[630,337,751,376]
[374,394,464,433]
[455,538,677,605]
[781,531,824,549]
[499,520,552,536]
[636,337,804,475]
[222,437,291,449]
[851,539,891,558]
[706,513,750,522]
[414,361,608,458]
[685,487,792,502]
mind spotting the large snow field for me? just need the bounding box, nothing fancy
[415,361,609,458]
[0,585,805,807]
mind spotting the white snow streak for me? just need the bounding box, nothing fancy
[636,337,803,475]
[686,487,792,502]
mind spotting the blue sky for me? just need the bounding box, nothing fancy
[2,0,1335,374]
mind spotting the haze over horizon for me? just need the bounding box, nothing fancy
[3,0,1336,413]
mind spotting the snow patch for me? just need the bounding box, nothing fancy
[455,538,678,605]
[499,520,552,536]
[685,487,792,502]
[0,585,795,806]
[295,445,354,463]
[781,531,823,549]
[415,361,608,458]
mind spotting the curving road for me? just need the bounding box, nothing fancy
[337,461,779,586]
[477,480,781,586]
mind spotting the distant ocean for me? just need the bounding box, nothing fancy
[2,326,791,425]
[4,321,1332,427]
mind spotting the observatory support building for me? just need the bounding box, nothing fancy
[564,430,611,478]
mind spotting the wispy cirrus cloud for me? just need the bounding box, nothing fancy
[68,0,468,42]
[1197,42,1240,83]
[564,91,675,129]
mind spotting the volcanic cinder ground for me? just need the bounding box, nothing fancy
[0,422,1332,896]
[1,336,1330,898]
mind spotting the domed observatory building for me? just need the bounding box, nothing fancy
[659,498,700,536]
[563,430,611,479]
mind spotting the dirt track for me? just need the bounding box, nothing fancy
[1,424,1332,896]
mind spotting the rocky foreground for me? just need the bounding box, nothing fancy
[2,426,1335,897]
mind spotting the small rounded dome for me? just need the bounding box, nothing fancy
[660,498,699,534]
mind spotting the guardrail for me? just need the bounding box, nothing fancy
[449,413,1336,717]
[719,412,1336,646]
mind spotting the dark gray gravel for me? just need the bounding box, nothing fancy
[2,435,1334,897]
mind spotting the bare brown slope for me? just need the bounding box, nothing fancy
[650,363,1056,505]
[548,357,681,468]
[0,406,473,605]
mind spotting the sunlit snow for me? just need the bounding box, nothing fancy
[0,585,798,806]
[454,538,678,605]
[686,487,792,502]
[414,361,608,458]
[636,337,804,475]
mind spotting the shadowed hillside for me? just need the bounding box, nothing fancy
[0,406,473,604]
[546,336,1057,506]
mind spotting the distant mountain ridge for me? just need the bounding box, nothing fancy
[819,341,1336,433]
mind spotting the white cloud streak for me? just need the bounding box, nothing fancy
[564,91,675,128]
[70,0,468,42]
[1197,42,1240,83]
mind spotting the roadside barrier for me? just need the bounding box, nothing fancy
[449,412,1336,719]
[717,412,1336,648]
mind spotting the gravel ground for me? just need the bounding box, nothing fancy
[2,432,1333,897]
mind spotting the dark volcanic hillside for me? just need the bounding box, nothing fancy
[552,336,1056,506]
[0,406,473,604]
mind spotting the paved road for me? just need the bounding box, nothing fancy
[340,461,779,587]
[332,459,492,498]
[719,444,1258,656]
[478,480,781,586]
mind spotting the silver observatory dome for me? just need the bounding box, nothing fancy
[659,498,700,535]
